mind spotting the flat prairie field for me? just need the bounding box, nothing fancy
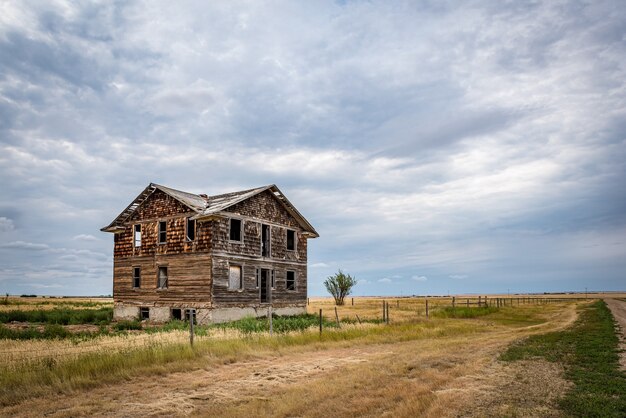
[0,296,622,417]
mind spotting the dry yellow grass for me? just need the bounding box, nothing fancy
[0,298,586,417]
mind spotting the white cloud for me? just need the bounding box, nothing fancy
[0,217,14,232]
[310,262,329,268]
[449,275,468,280]
[378,278,392,283]
[412,275,428,282]
[73,234,98,242]
[1,241,49,251]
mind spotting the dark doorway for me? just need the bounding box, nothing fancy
[261,224,270,257]
[260,269,271,303]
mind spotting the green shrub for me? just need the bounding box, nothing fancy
[0,307,113,325]
[113,320,142,331]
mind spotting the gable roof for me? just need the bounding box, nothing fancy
[100,183,319,237]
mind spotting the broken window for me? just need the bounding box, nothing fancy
[271,270,275,289]
[256,268,260,288]
[261,224,270,256]
[229,218,242,241]
[171,308,182,320]
[228,265,242,290]
[287,230,296,251]
[286,271,296,291]
[158,266,168,289]
[140,307,150,320]
[158,221,167,244]
[186,217,196,241]
[134,224,141,247]
[133,267,141,288]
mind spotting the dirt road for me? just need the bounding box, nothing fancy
[605,298,626,370]
[0,304,579,417]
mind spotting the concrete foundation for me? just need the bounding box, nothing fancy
[113,304,306,324]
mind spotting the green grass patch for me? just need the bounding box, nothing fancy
[213,313,339,335]
[0,307,113,325]
[501,300,626,417]
[432,306,499,318]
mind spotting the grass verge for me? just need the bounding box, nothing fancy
[0,318,484,407]
[500,300,626,417]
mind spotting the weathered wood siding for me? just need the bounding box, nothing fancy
[211,256,307,307]
[210,190,308,307]
[113,254,212,307]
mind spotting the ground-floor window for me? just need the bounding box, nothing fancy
[171,308,182,320]
[229,265,243,290]
[140,307,150,320]
[286,270,296,291]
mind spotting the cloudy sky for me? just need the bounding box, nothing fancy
[0,1,624,297]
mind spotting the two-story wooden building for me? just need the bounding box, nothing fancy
[100,183,318,323]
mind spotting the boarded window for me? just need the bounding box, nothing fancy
[133,267,141,288]
[140,307,150,320]
[286,271,296,290]
[229,265,242,290]
[158,266,168,289]
[287,230,296,251]
[134,224,141,247]
[186,218,196,241]
[158,221,167,244]
[229,218,242,241]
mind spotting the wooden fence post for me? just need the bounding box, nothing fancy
[466,299,469,308]
[319,309,323,336]
[382,300,386,322]
[387,304,389,325]
[397,300,400,308]
[452,296,456,309]
[269,306,273,336]
[425,298,429,319]
[351,298,354,306]
[189,308,195,347]
[356,314,362,324]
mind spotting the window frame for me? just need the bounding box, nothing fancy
[286,270,296,291]
[229,218,243,243]
[157,266,168,289]
[134,224,141,247]
[132,266,141,289]
[286,229,296,251]
[228,264,243,291]
[186,217,196,242]
[139,307,150,320]
[158,221,167,244]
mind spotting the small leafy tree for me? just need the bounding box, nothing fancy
[324,270,357,306]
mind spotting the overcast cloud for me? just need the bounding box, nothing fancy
[0,1,624,296]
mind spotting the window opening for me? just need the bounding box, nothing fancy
[140,307,150,320]
[287,230,296,251]
[158,221,167,244]
[158,266,168,289]
[134,224,141,247]
[228,265,242,290]
[229,218,242,241]
[286,270,296,290]
[133,267,141,288]
[186,218,196,241]
[171,308,182,320]
[262,224,270,257]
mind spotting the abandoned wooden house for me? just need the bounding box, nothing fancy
[100,183,318,323]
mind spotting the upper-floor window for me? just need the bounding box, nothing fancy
[286,230,296,251]
[134,224,141,247]
[158,266,168,289]
[286,270,296,291]
[228,265,242,290]
[261,224,271,257]
[229,218,242,242]
[186,217,196,241]
[158,221,167,244]
[133,267,141,288]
